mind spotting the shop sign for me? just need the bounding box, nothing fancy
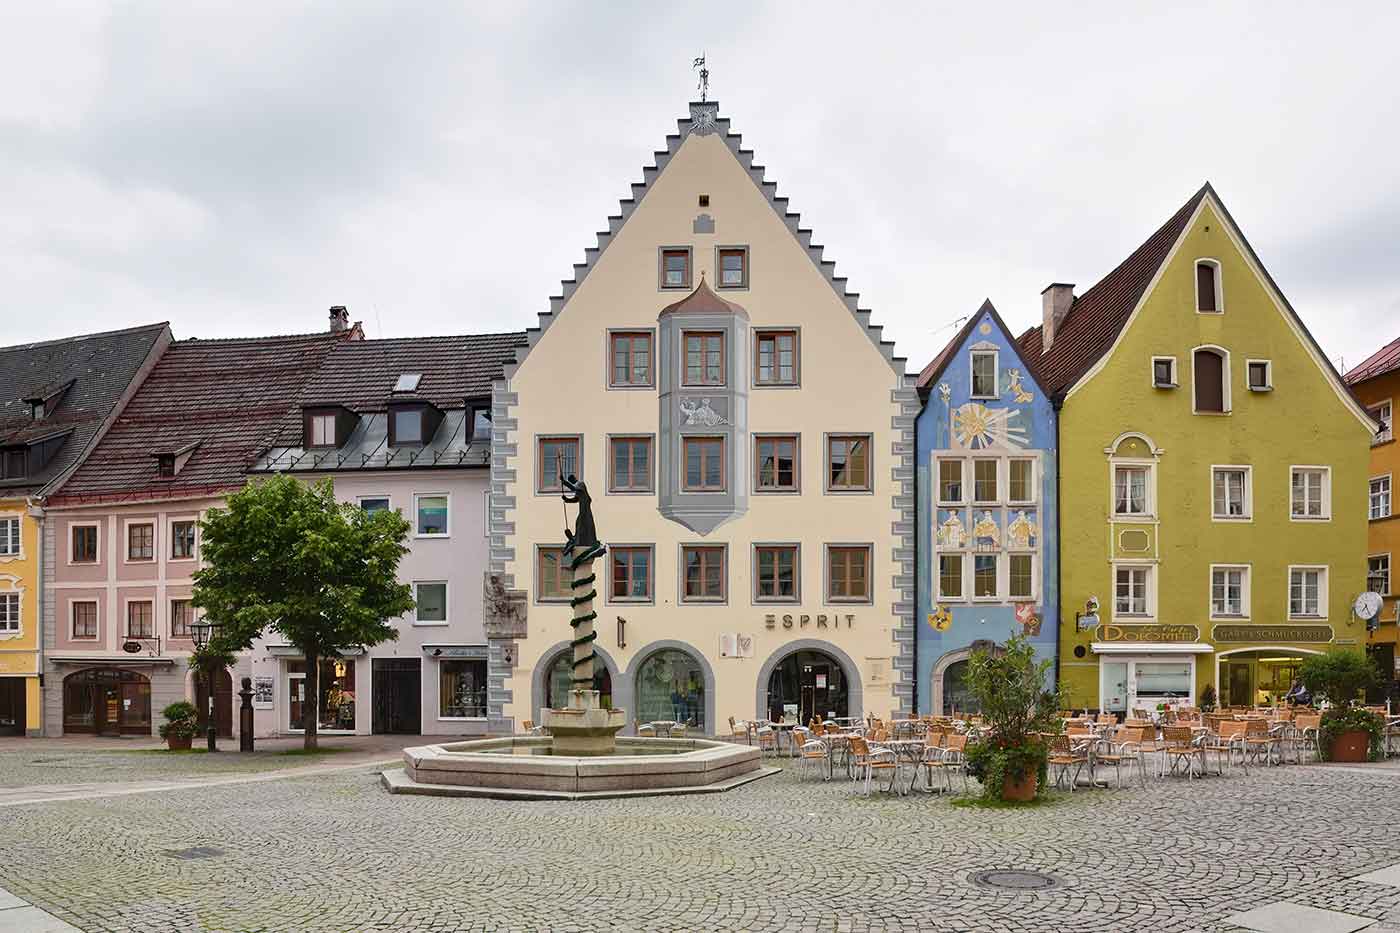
[1212,624,1334,644]
[764,613,855,631]
[1093,623,1200,643]
[425,646,488,660]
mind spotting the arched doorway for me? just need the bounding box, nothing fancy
[931,642,1001,716]
[62,668,152,735]
[194,668,234,738]
[545,651,612,710]
[633,648,707,731]
[764,649,850,723]
[1215,647,1324,708]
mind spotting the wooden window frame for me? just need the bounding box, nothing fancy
[1151,356,1178,389]
[170,598,194,638]
[937,553,965,602]
[681,436,726,493]
[607,436,654,494]
[716,245,749,289]
[1246,359,1272,392]
[307,410,337,448]
[753,543,800,604]
[1007,458,1036,505]
[659,247,692,290]
[681,331,726,387]
[537,436,582,495]
[825,433,874,494]
[535,545,572,604]
[825,543,873,605]
[69,522,99,565]
[1007,553,1035,601]
[125,521,155,563]
[753,329,799,387]
[169,518,197,561]
[972,459,1000,505]
[970,349,999,399]
[1191,346,1231,415]
[935,458,965,506]
[753,433,800,493]
[70,599,98,640]
[608,545,654,604]
[680,544,727,604]
[126,599,155,639]
[607,330,655,389]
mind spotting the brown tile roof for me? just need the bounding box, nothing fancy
[51,329,354,503]
[1345,336,1400,386]
[0,323,170,497]
[297,332,527,412]
[1018,185,1210,398]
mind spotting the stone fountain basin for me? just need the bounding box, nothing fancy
[385,736,773,800]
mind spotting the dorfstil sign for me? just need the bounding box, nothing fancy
[1212,624,1334,644]
[1094,623,1200,643]
[764,613,856,631]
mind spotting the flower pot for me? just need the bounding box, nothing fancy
[166,734,193,751]
[1329,729,1369,763]
[1001,771,1037,802]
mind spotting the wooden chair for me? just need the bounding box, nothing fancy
[1289,712,1323,763]
[849,736,899,795]
[1242,717,1278,767]
[1096,726,1147,787]
[1047,734,1085,791]
[1161,726,1205,779]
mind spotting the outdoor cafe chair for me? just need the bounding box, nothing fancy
[1161,726,1206,780]
[755,723,779,756]
[1203,719,1249,775]
[728,716,750,745]
[636,720,656,738]
[925,733,971,794]
[1241,718,1279,767]
[792,729,828,779]
[1048,734,1087,791]
[849,735,899,796]
[1289,712,1323,763]
[670,722,688,739]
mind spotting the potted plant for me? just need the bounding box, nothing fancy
[963,633,1059,802]
[1299,649,1383,763]
[158,701,200,751]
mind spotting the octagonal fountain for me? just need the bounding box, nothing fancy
[383,475,775,800]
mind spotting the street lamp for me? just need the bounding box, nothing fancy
[190,620,220,753]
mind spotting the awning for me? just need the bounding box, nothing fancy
[1090,642,1215,655]
[46,654,176,666]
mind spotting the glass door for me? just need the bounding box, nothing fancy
[1101,661,1129,713]
[287,673,306,731]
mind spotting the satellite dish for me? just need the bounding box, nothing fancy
[1354,592,1383,621]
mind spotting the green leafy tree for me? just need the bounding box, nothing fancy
[192,476,414,749]
[963,633,1060,799]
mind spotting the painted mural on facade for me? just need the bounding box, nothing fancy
[915,301,1058,715]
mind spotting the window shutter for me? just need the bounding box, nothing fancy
[1196,263,1217,311]
[1194,350,1224,412]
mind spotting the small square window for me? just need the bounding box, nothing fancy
[537,547,571,602]
[610,547,653,601]
[661,248,691,289]
[538,437,580,493]
[1115,566,1150,616]
[755,435,798,492]
[1369,401,1392,445]
[392,409,424,445]
[754,330,798,385]
[682,437,725,492]
[1212,468,1250,520]
[127,523,154,561]
[415,582,448,623]
[1152,358,1177,388]
[682,545,726,602]
[827,435,872,492]
[718,247,748,288]
[827,545,871,603]
[609,332,654,388]
[1290,468,1329,520]
[1247,361,1271,391]
[394,373,422,392]
[971,351,998,398]
[755,545,799,602]
[416,495,449,536]
[609,437,653,493]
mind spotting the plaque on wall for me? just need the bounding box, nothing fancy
[1093,623,1200,643]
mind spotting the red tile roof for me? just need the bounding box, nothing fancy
[1018,185,1209,398]
[1345,336,1400,386]
[51,329,354,503]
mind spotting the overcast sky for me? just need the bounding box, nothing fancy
[3,2,1398,374]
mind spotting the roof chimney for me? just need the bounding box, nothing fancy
[1040,284,1075,353]
[329,306,349,333]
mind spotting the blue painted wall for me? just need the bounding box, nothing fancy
[914,306,1058,714]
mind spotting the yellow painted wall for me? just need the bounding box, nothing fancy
[0,499,42,732]
[1057,200,1374,708]
[1354,370,1400,650]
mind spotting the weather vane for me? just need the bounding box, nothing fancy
[693,53,709,102]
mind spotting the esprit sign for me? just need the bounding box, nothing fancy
[764,613,855,631]
[1093,623,1200,643]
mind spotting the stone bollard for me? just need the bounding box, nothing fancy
[238,677,255,752]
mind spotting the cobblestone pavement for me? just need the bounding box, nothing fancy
[3,755,1400,932]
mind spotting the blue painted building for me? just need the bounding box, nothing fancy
[914,300,1058,714]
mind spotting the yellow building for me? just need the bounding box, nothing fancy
[0,324,169,736]
[1020,185,1376,713]
[1346,338,1400,684]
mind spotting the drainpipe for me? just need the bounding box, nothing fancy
[27,496,43,738]
[911,407,920,716]
[1052,397,1063,695]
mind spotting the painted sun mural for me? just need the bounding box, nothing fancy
[951,402,1028,450]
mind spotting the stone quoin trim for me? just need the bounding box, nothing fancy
[488,101,918,726]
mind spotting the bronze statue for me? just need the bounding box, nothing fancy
[560,473,600,560]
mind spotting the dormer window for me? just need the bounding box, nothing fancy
[22,379,74,422]
[387,401,442,448]
[30,402,43,421]
[1,449,25,480]
[157,455,176,478]
[302,406,354,450]
[309,413,336,447]
[394,373,422,392]
[150,441,200,479]
[394,409,422,444]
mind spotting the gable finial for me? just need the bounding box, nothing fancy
[693,53,709,102]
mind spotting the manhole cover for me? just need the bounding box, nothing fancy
[164,846,225,861]
[968,869,1061,891]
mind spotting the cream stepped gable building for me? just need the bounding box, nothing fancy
[486,101,916,735]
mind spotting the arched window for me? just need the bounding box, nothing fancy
[765,649,849,723]
[546,652,611,710]
[635,649,706,730]
[1196,260,1222,313]
[1193,347,1229,413]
